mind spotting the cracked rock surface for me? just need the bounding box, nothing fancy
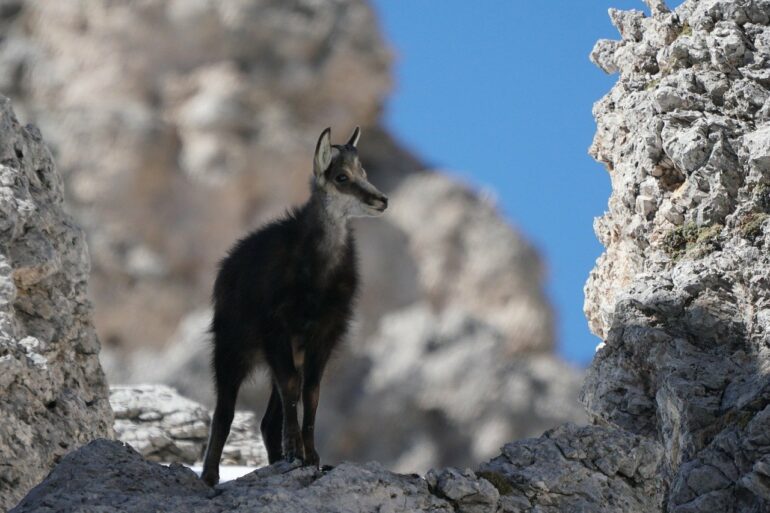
[111,384,267,467]
[584,0,770,510]
[12,430,663,513]
[12,439,457,513]
[478,423,665,513]
[0,96,113,511]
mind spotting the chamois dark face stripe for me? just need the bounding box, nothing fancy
[349,179,382,204]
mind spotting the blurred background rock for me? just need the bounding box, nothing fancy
[0,0,583,471]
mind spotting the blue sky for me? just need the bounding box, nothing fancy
[370,1,684,365]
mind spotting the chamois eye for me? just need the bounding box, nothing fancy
[335,174,348,183]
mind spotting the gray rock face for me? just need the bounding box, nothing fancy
[11,439,457,513]
[0,96,113,511]
[111,384,267,467]
[11,433,664,513]
[426,468,500,513]
[478,423,665,513]
[584,0,770,510]
[6,0,716,508]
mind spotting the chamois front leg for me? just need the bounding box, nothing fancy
[301,351,329,468]
[267,344,303,463]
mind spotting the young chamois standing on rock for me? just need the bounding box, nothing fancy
[200,127,388,486]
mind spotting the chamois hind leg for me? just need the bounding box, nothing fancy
[201,346,248,486]
[265,341,303,463]
[260,382,284,464]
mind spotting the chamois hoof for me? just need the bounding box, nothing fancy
[206,487,224,499]
[321,464,335,472]
[283,451,301,463]
[200,470,219,488]
[303,449,320,468]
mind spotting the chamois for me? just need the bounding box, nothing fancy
[200,127,388,486]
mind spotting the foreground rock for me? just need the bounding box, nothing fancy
[0,96,113,510]
[478,423,665,513]
[12,424,664,513]
[585,0,770,510]
[111,385,267,467]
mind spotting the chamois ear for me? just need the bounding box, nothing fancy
[314,127,333,177]
[346,126,361,148]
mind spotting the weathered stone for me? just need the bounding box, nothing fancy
[426,467,499,513]
[11,428,664,513]
[110,384,268,467]
[584,1,770,511]
[479,423,665,513]
[0,96,113,511]
[18,1,770,512]
[11,439,457,513]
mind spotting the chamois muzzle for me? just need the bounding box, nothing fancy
[368,193,388,213]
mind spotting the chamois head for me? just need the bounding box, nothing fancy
[312,127,388,218]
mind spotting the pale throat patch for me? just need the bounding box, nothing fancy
[316,190,353,273]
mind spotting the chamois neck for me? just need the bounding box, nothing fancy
[303,190,351,267]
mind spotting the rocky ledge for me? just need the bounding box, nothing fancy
[11,423,663,513]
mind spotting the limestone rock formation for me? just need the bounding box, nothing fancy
[12,0,757,510]
[11,429,664,513]
[111,384,267,467]
[0,96,113,511]
[585,0,770,510]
